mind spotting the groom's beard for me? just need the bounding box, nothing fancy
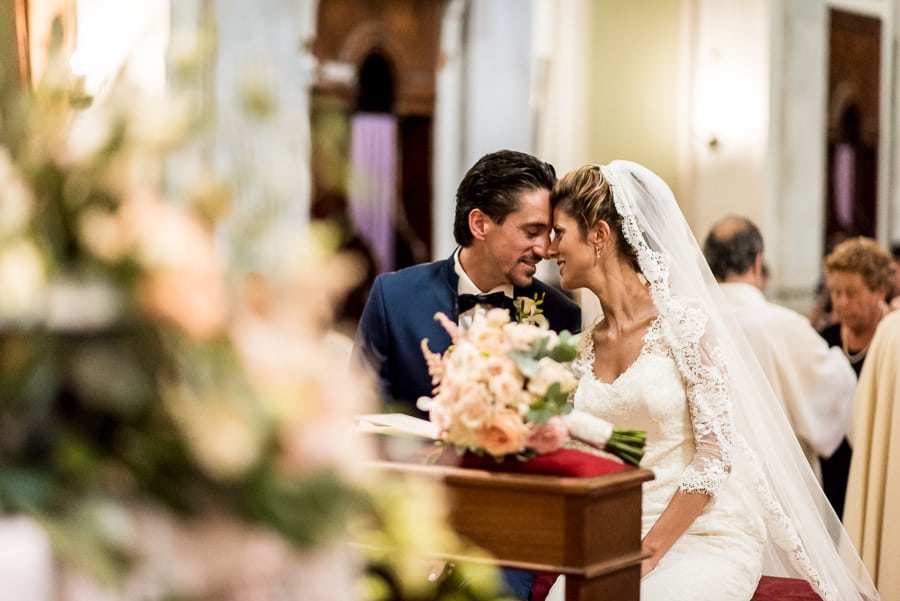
[505,254,542,288]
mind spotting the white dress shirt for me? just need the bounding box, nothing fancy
[453,248,513,328]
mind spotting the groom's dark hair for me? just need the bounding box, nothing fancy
[453,150,556,247]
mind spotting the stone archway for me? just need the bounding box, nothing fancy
[310,0,445,276]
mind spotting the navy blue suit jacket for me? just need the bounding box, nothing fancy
[356,255,582,418]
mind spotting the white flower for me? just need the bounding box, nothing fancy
[526,357,577,397]
[0,239,48,323]
[77,207,132,263]
[503,321,545,350]
[162,381,265,481]
[66,103,117,162]
[514,294,548,326]
[485,307,511,328]
[0,149,34,239]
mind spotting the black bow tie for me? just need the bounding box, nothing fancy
[457,291,516,315]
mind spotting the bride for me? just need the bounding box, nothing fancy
[546,161,878,600]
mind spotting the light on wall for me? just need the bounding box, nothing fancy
[693,47,728,152]
[691,44,765,156]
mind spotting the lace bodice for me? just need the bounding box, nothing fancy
[574,300,739,494]
[572,309,765,541]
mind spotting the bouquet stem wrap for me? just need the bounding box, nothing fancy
[564,409,646,466]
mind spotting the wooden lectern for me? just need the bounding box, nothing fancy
[370,460,654,601]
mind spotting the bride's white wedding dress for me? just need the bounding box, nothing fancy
[544,160,877,601]
[572,312,766,601]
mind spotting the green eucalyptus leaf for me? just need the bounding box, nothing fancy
[548,344,577,362]
[529,336,550,359]
[544,382,569,406]
[0,469,56,512]
[525,408,553,424]
[508,351,538,378]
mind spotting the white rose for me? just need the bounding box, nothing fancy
[526,357,577,397]
[502,322,545,350]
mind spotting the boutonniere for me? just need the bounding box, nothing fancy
[514,293,548,326]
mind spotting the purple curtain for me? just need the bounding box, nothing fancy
[349,113,397,272]
[833,143,855,230]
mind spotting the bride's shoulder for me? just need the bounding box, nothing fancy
[666,294,707,314]
[660,294,710,340]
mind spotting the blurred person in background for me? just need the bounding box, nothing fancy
[703,216,856,484]
[844,309,900,598]
[310,189,379,334]
[808,232,849,331]
[818,236,893,519]
[888,241,900,311]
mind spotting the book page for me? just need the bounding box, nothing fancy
[356,413,439,440]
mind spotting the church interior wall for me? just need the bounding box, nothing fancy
[585,0,684,207]
[4,0,899,313]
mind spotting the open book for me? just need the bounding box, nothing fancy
[356,413,439,440]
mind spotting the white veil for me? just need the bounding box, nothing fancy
[599,160,878,601]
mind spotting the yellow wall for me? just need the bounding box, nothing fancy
[588,0,683,199]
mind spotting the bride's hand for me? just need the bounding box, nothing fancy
[640,541,661,577]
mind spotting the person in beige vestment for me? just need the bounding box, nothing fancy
[844,309,900,598]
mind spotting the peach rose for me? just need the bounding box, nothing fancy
[473,327,508,356]
[488,371,524,404]
[478,411,527,457]
[140,267,227,340]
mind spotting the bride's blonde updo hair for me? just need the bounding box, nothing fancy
[551,164,639,271]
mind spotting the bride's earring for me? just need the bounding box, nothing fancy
[595,245,602,260]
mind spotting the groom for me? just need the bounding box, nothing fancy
[356,149,581,418]
[355,150,581,599]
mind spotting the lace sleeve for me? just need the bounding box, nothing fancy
[664,298,736,496]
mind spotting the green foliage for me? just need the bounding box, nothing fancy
[526,382,574,425]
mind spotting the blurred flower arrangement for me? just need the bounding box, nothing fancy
[0,20,505,601]
[417,308,646,464]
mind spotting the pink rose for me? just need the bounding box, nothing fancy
[526,416,569,454]
[478,412,527,457]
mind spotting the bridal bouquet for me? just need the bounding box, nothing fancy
[417,308,646,465]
